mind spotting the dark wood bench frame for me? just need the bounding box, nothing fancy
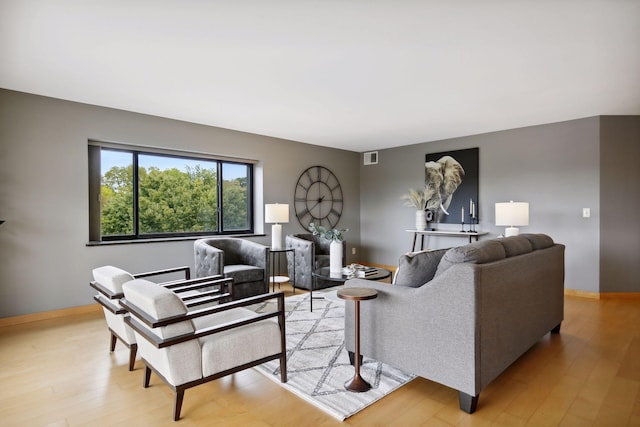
[90,266,233,371]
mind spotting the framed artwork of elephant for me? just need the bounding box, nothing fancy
[425,147,479,225]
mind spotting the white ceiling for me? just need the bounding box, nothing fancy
[1,1,639,152]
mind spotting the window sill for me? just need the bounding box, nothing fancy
[87,234,266,246]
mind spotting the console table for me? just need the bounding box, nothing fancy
[407,229,489,251]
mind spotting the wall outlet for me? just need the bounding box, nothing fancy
[583,208,591,218]
[352,247,356,255]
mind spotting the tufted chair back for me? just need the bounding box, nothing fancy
[285,233,346,290]
[194,237,270,300]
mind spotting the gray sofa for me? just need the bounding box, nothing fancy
[194,237,270,300]
[285,233,346,290]
[344,233,565,413]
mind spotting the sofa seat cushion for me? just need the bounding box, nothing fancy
[394,249,447,287]
[435,240,506,277]
[198,307,281,376]
[224,265,264,284]
[499,236,533,257]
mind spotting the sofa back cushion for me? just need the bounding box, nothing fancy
[435,240,506,277]
[499,236,533,257]
[394,249,447,287]
[520,233,555,250]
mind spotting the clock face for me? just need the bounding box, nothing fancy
[294,166,343,230]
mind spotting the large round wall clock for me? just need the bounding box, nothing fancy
[294,165,343,230]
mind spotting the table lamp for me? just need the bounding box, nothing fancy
[265,203,289,249]
[495,201,529,237]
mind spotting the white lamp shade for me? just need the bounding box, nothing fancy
[495,201,529,237]
[265,203,289,250]
[265,203,289,224]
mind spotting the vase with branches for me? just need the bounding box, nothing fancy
[402,187,429,231]
[308,223,349,242]
[401,187,428,210]
[309,223,348,273]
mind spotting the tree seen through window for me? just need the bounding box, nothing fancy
[98,148,252,239]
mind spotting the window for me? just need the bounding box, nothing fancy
[88,143,254,241]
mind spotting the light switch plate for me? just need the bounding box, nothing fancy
[583,208,590,218]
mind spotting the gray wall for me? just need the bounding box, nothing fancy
[600,116,640,293]
[0,89,360,317]
[1,88,637,317]
[359,117,602,293]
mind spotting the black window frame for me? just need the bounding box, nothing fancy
[88,143,255,242]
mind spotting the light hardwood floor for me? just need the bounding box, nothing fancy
[1,285,639,426]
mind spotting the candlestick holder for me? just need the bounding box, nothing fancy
[468,215,476,233]
[460,220,466,233]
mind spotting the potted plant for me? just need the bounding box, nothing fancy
[309,223,349,273]
[308,223,349,241]
[402,187,429,231]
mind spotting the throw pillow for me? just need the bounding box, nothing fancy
[393,249,447,287]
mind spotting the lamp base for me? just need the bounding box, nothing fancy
[505,227,520,237]
[271,224,283,250]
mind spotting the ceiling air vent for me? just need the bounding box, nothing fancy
[363,151,378,165]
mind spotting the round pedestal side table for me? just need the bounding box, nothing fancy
[337,287,378,392]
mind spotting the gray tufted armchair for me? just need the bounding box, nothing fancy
[194,237,270,300]
[285,233,346,290]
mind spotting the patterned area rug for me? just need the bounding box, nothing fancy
[252,290,415,421]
